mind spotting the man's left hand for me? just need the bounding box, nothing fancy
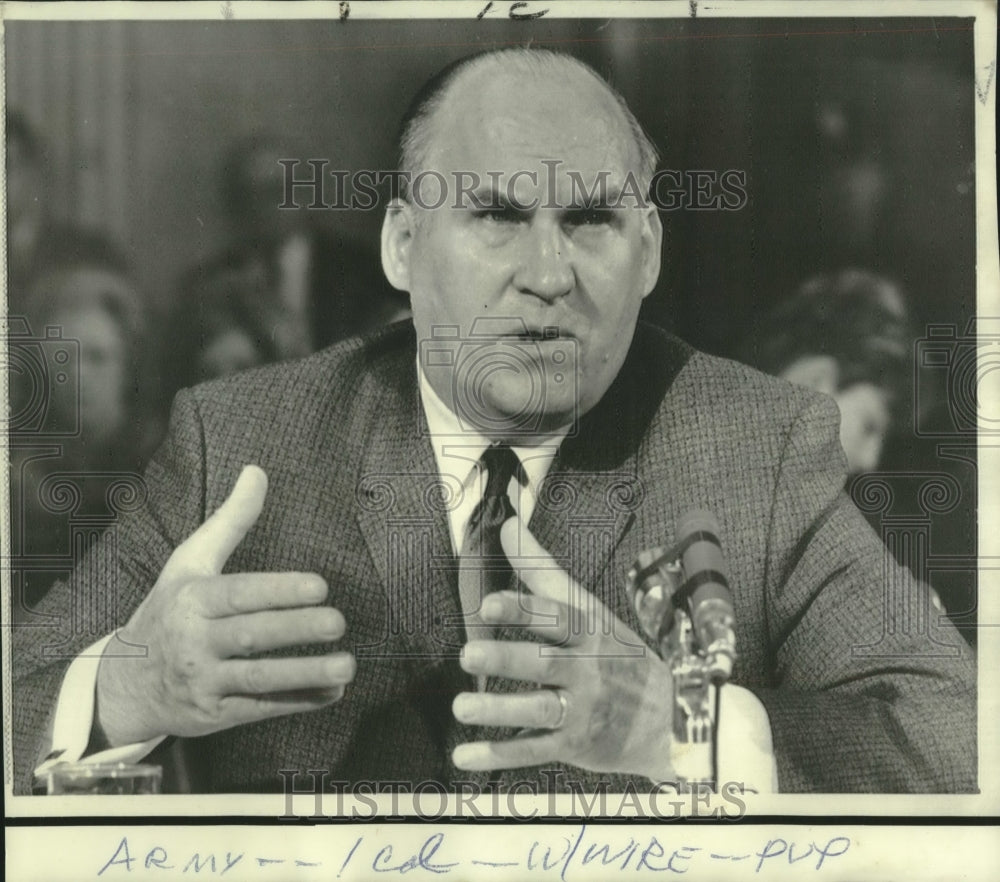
[451,517,676,781]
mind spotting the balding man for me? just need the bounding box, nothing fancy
[13,49,974,795]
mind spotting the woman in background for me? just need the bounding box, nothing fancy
[744,268,910,476]
[10,244,161,620]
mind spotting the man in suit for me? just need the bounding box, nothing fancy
[12,48,974,795]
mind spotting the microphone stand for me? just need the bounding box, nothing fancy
[627,551,734,790]
[662,600,717,788]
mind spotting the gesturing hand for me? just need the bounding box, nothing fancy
[451,517,676,782]
[95,465,356,747]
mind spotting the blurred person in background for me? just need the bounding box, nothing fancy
[10,241,161,619]
[5,109,46,293]
[744,270,977,644]
[742,269,910,476]
[5,110,118,313]
[168,134,409,391]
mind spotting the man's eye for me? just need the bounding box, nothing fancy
[473,208,524,224]
[565,208,614,227]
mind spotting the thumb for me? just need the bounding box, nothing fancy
[165,465,268,578]
[500,515,603,613]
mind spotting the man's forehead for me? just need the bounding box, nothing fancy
[427,62,639,176]
[484,114,626,165]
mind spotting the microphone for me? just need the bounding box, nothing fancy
[676,510,736,685]
[626,510,736,684]
[626,510,737,775]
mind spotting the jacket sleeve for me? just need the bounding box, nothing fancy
[11,389,208,795]
[753,395,976,793]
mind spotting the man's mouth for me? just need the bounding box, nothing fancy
[512,325,568,341]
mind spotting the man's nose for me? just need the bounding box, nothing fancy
[512,218,574,301]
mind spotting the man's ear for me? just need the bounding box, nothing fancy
[381,198,416,292]
[779,354,840,395]
[639,207,663,299]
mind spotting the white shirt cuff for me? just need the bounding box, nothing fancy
[34,632,165,779]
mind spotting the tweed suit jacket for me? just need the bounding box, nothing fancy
[11,321,976,794]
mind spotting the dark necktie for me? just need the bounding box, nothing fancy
[458,444,522,690]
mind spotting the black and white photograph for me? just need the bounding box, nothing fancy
[3,1,998,878]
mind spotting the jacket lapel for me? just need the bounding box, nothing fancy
[352,343,464,671]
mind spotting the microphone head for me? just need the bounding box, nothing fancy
[625,510,736,679]
[626,546,683,645]
[677,509,737,683]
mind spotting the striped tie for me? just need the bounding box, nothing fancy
[458,444,522,690]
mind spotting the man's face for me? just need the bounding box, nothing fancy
[383,62,662,440]
[50,300,127,443]
[834,382,891,475]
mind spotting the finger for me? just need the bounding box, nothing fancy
[480,590,598,648]
[195,572,329,619]
[453,733,560,771]
[209,606,345,656]
[460,640,568,685]
[500,517,612,619]
[166,465,268,578]
[214,652,356,695]
[214,689,345,729]
[453,688,567,730]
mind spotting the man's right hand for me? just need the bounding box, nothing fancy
[95,465,355,747]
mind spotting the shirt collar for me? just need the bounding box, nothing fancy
[417,361,568,494]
